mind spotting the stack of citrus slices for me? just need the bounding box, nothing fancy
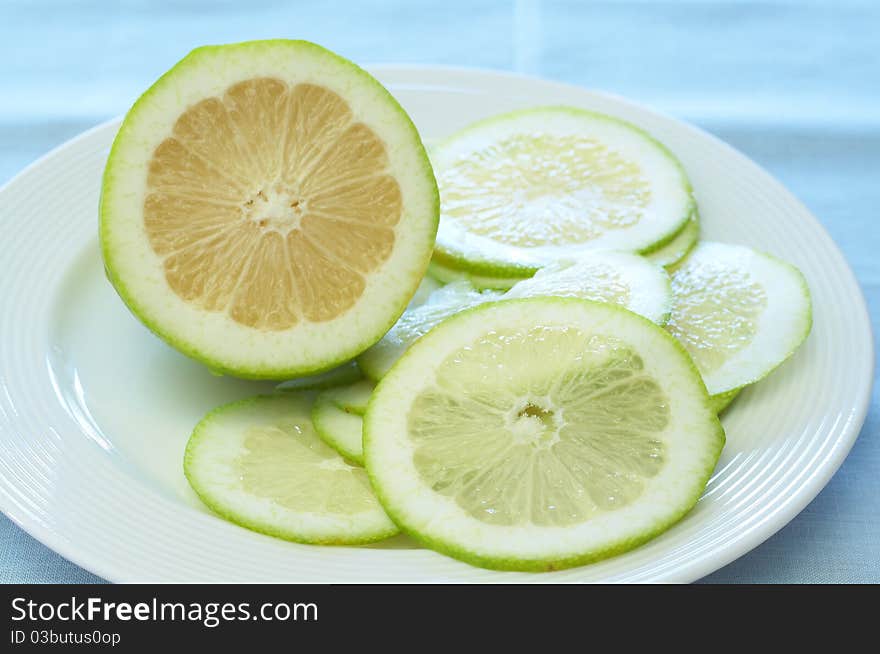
[100,40,812,573]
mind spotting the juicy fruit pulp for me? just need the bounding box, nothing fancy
[184,393,397,544]
[146,80,400,329]
[431,107,695,277]
[365,298,724,571]
[439,132,651,248]
[101,40,438,378]
[408,325,669,526]
[666,242,812,397]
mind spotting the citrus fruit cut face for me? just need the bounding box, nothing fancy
[101,40,438,379]
[666,242,812,397]
[364,298,724,571]
[184,392,397,544]
[361,252,672,381]
[431,106,695,278]
[357,281,502,380]
[504,251,672,325]
[645,211,700,269]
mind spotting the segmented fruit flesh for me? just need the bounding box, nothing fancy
[408,326,669,527]
[237,421,380,514]
[667,259,767,374]
[438,133,651,248]
[145,79,401,330]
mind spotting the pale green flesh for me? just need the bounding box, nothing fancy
[184,393,395,544]
[409,325,669,527]
[238,421,373,512]
[666,242,811,396]
[312,397,366,464]
[669,258,768,376]
[430,107,694,278]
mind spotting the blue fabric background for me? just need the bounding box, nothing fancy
[1,0,877,583]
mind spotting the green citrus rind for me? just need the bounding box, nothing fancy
[184,392,397,544]
[364,297,724,572]
[667,242,813,397]
[100,39,439,380]
[311,396,366,465]
[646,210,700,270]
[427,259,529,290]
[431,105,696,279]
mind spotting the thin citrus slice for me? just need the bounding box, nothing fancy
[184,392,397,544]
[365,298,724,571]
[427,260,528,290]
[312,381,375,464]
[360,251,672,380]
[666,242,812,399]
[358,281,502,380]
[645,210,700,269]
[431,106,695,278]
[101,40,438,379]
[504,251,672,325]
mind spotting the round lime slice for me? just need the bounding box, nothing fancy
[184,392,397,544]
[431,106,695,278]
[666,242,812,399]
[365,298,724,571]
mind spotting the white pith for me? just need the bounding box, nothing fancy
[365,298,722,563]
[504,250,672,324]
[102,42,437,377]
[186,393,395,541]
[312,398,366,463]
[432,109,693,271]
[670,242,811,395]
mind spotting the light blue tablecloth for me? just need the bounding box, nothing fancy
[1,0,877,583]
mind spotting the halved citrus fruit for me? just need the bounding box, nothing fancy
[101,40,438,379]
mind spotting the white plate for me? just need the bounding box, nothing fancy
[0,67,872,583]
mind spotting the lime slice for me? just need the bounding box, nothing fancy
[361,251,672,380]
[184,392,397,544]
[276,360,362,392]
[431,106,695,278]
[504,251,672,325]
[312,380,375,464]
[358,281,502,380]
[666,242,812,398]
[365,298,724,571]
[427,260,528,291]
[645,211,699,269]
[101,40,439,379]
